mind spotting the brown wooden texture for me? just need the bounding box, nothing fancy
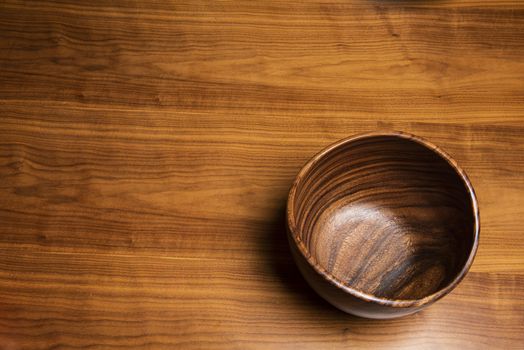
[0,0,523,348]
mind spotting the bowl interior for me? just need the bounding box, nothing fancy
[292,135,476,301]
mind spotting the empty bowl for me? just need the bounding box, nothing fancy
[286,132,479,319]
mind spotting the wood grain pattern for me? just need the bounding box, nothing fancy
[0,0,523,348]
[287,132,479,318]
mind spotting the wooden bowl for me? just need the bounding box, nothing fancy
[287,132,479,319]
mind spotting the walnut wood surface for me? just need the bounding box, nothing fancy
[0,0,523,348]
[287,132,479,318]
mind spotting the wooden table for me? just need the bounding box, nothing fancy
[1,1,523,349]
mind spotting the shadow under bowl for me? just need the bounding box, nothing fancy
[287,132,479,319]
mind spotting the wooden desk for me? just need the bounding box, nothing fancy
[0,1,523,348]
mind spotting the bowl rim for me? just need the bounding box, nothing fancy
[286,131,480,308]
